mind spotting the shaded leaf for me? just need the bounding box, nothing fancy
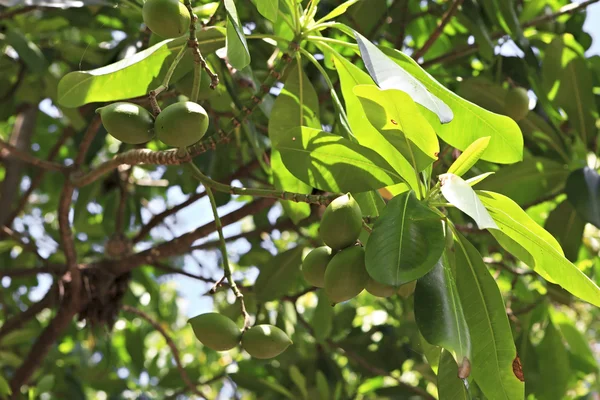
[289,366,309,400]
[5,29,49,74]
[544,200,585,262]
[565,167,600,229]
[365,190,444,286]
[311,290,333,342]
[438,349,469,400]
[535,321,571,400]
[225,0,251,70]
[316,370,330,400]
[254,246,304,302]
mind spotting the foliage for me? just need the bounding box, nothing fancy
[0,0,600,399]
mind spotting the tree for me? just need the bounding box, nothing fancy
[0,0,599,398]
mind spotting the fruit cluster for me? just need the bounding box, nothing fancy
[302,194,396,304]
[188,313,293,359]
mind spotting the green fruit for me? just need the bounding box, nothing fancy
[504,87,530,121]
[242,324,293,359]
[142,0,190,39]
[96,102,154,144]
[320,194,362,250]
[302,246,334,288]
[397,280,417,298]
[324,246,369,304]
[188,312,241,351]
[365,277,395,298]
[155,101,209,147]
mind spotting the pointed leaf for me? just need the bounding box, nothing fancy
[254,247,304,302]
[269,61,320,224]
[438,350,469,400]
[5,29,48,74]
[316,371,330,400]
[565,167,600,229]
[289,366,309,400]
[535,321,571,400]
[477,191,600,307]
[381,48,523,164]
[365,190,444,286]
[447,137,491,177]
[274,126,406,193]
[353,84,439,170]
[465,172,494,187]
[253,0,278,22]
[551,310,599,374]
[354,31,453,124]
[0,375,10,396]
[440,173,498,230]
[544,200,585,262]
[311,290,333,342]
[224,0,251,70]
[58,28,225,107]
[454,233,524,400]
[415,253,472,372]
[330,52,418,191]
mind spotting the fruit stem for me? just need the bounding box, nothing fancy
[185,161,339,206]
[147,45,188,116]
[204,182,251,331]
[184,0,219,89]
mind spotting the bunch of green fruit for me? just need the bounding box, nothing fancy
[188,313,292,359]
[97,101,209,148]
[301,194,397,303]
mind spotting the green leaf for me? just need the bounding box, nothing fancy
[465,172,495,187]
[437,350,469,400]
[125,327,146,374]
[259,378,296,399]
[316,0,359,24]
[365,190,444,286]
[289,366,309,400]
[330,51,418,191]
[439,173,497,230]
[454,233,524,400]
[354,31,454,124]
[353,84,439,171]
[415,252,471,372]
[0,375,11,396]
[311,290,333,342]
[316,370,330,400]
[535,321,571,400]
[224,0,251,70]
[35,375,55,394]
[254,246,304,302]
[5,29,49,74]
[381,48,524,164]
[447,137,491,177]
[476,158,569,207]
[253,0,278,22]
[274,126,406,193]
[544,200,585,262]
[269,61,320,224]
[57,28,225,107]
[565,167,600,229]
[551,310,599,375]
[477,191,600,307]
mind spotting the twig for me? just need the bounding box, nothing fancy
[184,0,219,89]
[153,262,216,283]
[122,305,209,399]
[0,265,63,278]
[421,0,600,68]
[0,226,45,262]
[74,115,101,167]
[0,139,65,172]
[413,0,464,60]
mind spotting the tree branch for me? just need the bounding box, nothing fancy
[413,0,464,60]
[0,265,63,278]
[0,139,64,172]
[122,305,209,400]
[0,226,45,262]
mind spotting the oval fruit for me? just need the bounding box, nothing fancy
[324,246,369,304]
[242,324,293,359]
[365,277,395,298]
[302,246,334,288]
[320,194,362,250]
[155,101,209,148]
[188,312,241,351]
[96,102,154,144]
[142,0,190,39]
[504,87,530,121]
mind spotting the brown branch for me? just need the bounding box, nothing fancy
[152,262,216,283]
[0,226,45,262]
[97,197,277,276]
[413,0,464,60]
[133,158,260,243]
[4,127,74,226]
[421,0,600,68]
[0,287,55,340]
[122,305,209,399]
[74,115,101,167]
[0,139,65,172]
[0,265,63,278]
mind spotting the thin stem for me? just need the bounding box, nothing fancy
[184,0,219,89]
[0,139,65,172]
[185,159,339,206]
[413,0,464,60]
[202,180,250,331]
[191,61,201,102]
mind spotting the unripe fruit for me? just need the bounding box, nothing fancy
[324,246,369,304]
[365,277,395,298]
[302,246,334,288]
[242,324,293,359]
[142,0,191,39]
[96,102,154,144]
[188,312,241,351]
[320,194,362,250]
[504,87,530,121]
[155,101,209,147]
[397,280,417,298]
